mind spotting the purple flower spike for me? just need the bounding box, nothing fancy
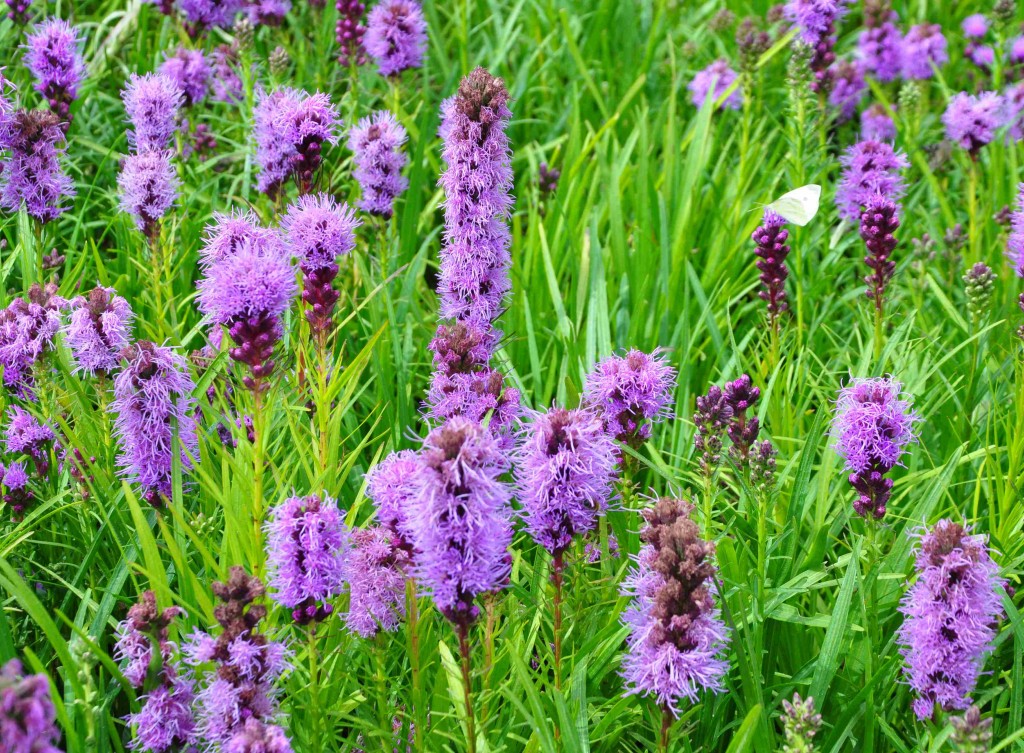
[943,92,1005,158]
[224,719,293,753]
[159,48,210,108]
[335,0,367,67]
[902,24,947,79]
[365,449,419,543]
[0,659,63,753]
[620,498,728,717]
[343,525,410,637]
[406,417,513,628]
[6,0,32,24]
[348,110,409,217]
[1009,183,1024,278]
[111,342,199,506]
[185,568,289,747]
[828,60,865,122]
[0,282,66,397]
[129,674,197,753]
[583,349,676,450]
[437,67,514,328]
[24,18,85,122]
[784,0,848,91]
[861,104,896,141]
[0,110,75,222]
[4,405,54,475]
[687,59,742,111]
[835,139,907,222]
[752,209,791,329]
[724,374,761,461]
[253,88,341,198]
[857,5,902,82]
[118,150,180,242]
[831,376,918,519]
[246,0,291,25]
[123,73,183,152]
[860,195,899,314]
[265,493,348,624]
[2,460,34,515]
[898,520,1004,720]
[62,286,135,375]
[961,14,988,39]
[199,209,282,267]
[178,0,243,32]
[364,0,427,77]
[515,407,617,556]
[693,385,733,476]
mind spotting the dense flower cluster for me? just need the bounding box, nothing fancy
[62,286,135,375]
[861,103,895,141]
[343,525,410,637]
[178,0,243,32]
[835,139,907,221]
[4,405,54,475]
[860,195,899,313]
[364,448,418,542]
[364,0,427,77]
[335,0,366,67]
[899,521,1004,720]
[693,384,732,477]
[942,92,1004,157]
[0,109,76,222]
[24,18,85,122]
[752,209,790,328]
[0,282,66,396]
[253,88,340,198]
[829,60,865,121]
[688,59,742,110]
[785,0,848,91]
[0,659,63,753]
[620,497,728,716]
[347,110,409,217]
[902,24,947,79]
[857,2,902,82]
[583,349,676,450]
[780,694,822,753]
[159,47,210,107]
[118,150,180,241]
[123,73,183,152]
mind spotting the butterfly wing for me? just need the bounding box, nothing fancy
[767,184,821,226]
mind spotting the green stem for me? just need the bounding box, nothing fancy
[967,159,979,265]
[308,625,323,753]
[252,389,266,569]
[873,301,884,366]
[458,624,477,753]
[552,551,564,691]
[659,705,673,753]
[406,578,425,753]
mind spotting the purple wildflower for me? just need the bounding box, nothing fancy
[857,5,902,82]
[196,233,296,392]
[687,59,742,110]
[6,0,32,24]
[406,417,513,628]
[831,376,918,518]
[117,150,180,242]
[861,103,896,141]
[122,73,183,152]
[198,209,282,267]
[224,719,293,753]
[582,349,676,450]
[4,405,54,475]
[828,60,865,122]
[1004,82,1024,142]
[185,568,289,747]
[365,449,419,542]
[343,525,410,637]
[781,694,822,751]
[364,0,427,77]
[253,88,340,198]
[210,45,243,104]
[724,374,761,461]
[0,109,76,222]
[514,407,618,555]
[620,497,728,717]
[62,286,135,375]
[0,282,66,396]
[943,92,1005,157]
[861,195,900,314]
[24,18,85,122]
[898,520,1004,720]
[347,110,409,217]
[835,139,908,221]
[752,209,790,330]
[1009,183,1024,277]
[0,659,62,753]
[111,341,199,506]
[159,48,210,108]
[264,493,348,624]
[693,385,733,477]
[281,193,359,341]
[335,0,366,67]
[1011,36,1024,66]
[967,44,995,69]
[962,14,988,39]
[539,163,560,196]
[2,461,33,515]
[246,0,291,25]
[178,0,243,31]
[785,0,847,91]
[902,24,948,79]
[128,675,197,753]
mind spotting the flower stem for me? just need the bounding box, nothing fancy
[457,623,477,753]
[552,551,564,692]
[252,389,266,569]
[967,158,979,265]
[659,705,673,752]
[406,577,425,753]
[308,625,323,753]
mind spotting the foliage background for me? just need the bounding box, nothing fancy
[1,0,1023,751]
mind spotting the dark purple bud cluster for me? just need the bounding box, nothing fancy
[860,196,899,314]
[335,0,366,67]
[724,375,761,462]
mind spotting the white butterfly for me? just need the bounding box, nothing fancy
[765,184,822,227]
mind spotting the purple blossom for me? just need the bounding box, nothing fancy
[828,60,865,122]
[861,195,900,314]
[159,48,210,108]
[335,0,367,67]
[264,493,348,623]
[1009,183,1024,277]
[861,103,896,141]
[128,675,197,753]
[515,407,618,555]
[0,70,14,147]
[0,282,66,395]
[281,192,360,270]
[62,286,135,375]
[111,341,199,506]
[898,520,1004,720]
[961,14,988,39]
[4,405,54,474]
[364,0,427,77]
[406,417,513,627]
[783,0,848,46]
[365,449,419,541]
[223,719,293,753]
[693,385,733,476]
[24,18,85,122]
[113,590,185,686]
[582,349,676,450]
[343,525,410,637]
[0,659,62,753]
[857,11,902,82]
[210,45,243,104]
[347,110,409,217]
[6,0,32,24]
[0,110,76,222]
[122,73,183,152]
[253,88,340,198]
[943,92,1005,157]
[1003,82,1024,142]
[198,209,283,268]
[620,498,728,717]
[752,209,791,328]
[687,59,742,110]
[834,139,907,221]
[246,0,291,25]
[724,374,761,461]
[185,568,289,747]
[436,67,514,328]
[1011,36,1024,65]
[831,376,918,518]
[967,44,995,69]
[2,460,33,515]
[117,150,180,241]
[902,24,948,79]
[178,0,243,30]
